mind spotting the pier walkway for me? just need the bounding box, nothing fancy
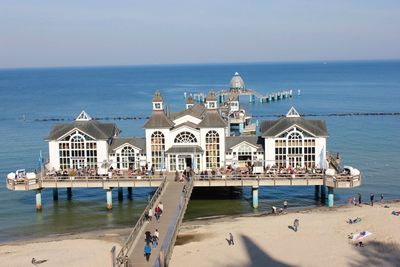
[116,176,194,267]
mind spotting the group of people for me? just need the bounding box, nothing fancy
[144,202,164,223]
[144,229,160,262]
[349,193,384,206]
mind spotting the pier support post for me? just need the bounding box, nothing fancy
[127,187,133,199]
[36,190,42,211]
[314,185,320,200]
[328,187,334,207]
[252,186,259,209]
[106,189,113,210]
[53,188,58,201]
[321,185,326,203]
[67,188,72,200]
[118,187,123,201]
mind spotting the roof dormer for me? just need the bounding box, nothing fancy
[286,106,300,118]
[152,90,163,111]
[76,110,92,121]
[206,90,217,110]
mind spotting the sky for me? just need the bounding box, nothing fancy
[1,0,400,68]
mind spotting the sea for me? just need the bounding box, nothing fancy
[0,60,399,242]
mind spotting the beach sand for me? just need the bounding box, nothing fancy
[1,202,399,267]
[0,228,127,267]
[170,202,400,267]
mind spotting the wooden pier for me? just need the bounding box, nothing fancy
[188,88,293,105]
[6,171,361,266]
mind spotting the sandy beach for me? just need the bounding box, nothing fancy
[170,202,400,267]
[0,228,127,267]
[1,202,399,267]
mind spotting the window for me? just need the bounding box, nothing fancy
[151,131,165,170]
[174,131,197,143]
[121,146,135,169]
[274,139,286,168]
[303,139,316,168]
[169,155,177,171]
[58,131,97,170]
[205,130,220,169]
[238,144,252,162]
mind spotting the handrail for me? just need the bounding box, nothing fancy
[155,178,195,267]
[115,176,167,266]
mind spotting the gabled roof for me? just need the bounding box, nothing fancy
[225,136,264,152]
[109,137,146,151]
[169,104,206,121]
[261,117,328,137]
[47,120,120,141]
[143,111,174,129]
[198,110,227,128]
[172,121,200,130]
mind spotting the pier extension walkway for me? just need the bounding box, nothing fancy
[117,175,194,267]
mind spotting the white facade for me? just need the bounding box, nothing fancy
[46,102,328,174]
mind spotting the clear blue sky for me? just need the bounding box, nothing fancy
[1,0,399,68]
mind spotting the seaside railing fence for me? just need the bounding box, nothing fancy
[154,177,195,267]
[114,176,167,266]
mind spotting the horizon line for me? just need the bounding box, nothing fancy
[1,58,400,71]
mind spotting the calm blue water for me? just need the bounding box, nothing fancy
[1,61,399,241]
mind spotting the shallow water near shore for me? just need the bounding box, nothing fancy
[0,60,400,242]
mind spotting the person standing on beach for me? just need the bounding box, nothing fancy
[370,193,375,206]
[229,233,234,245]
[293,219,299,232]
[283,200,288,210]
[144,243,152,262]
[358,193,362,205]
[380,193,384,203]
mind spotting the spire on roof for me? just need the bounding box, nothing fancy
[286,107,300,118]
[186,95,194,104]
[153,90,163,102]
[76,110,92,121]
[206,90,217,101]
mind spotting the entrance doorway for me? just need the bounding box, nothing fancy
[185,157,192,169]
[288,156,302,168]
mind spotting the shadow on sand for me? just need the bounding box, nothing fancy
[241,234,296,267]
[350,240,400,267]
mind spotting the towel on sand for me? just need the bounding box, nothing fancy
[352,231,372,241]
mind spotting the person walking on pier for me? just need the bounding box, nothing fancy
[153,229,159,248]
[144,243,152,262]
[155,206,160,222]
[158,202,164,216]
[370,193,375,206]
[148,208,153,222]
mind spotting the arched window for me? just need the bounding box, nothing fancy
[121,146,135,169]
[287,131,303,167]
[174,131,197,143]
[151,131,165,170]
[205,130,220,169]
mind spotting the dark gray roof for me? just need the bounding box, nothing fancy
[47,120,120,140]
[144,111,174,128]
[225,136,264,152]
[198,110,227,128]
[109,137,146,151]
[166,145,204,154]
[261,117,328,137]
[169,104,206,121]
